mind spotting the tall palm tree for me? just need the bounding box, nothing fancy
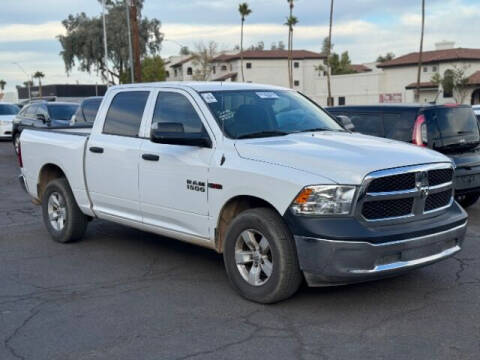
[238,3,252,82]
[286,0,296,88]
[415,0,425,102]
[0,80,6,92]
[326,0,334,106]
[33,71,45,97]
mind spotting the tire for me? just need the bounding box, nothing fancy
[13,133,20,154]
[41,178,88,243]
[456,192,480,209]
[223,207,302,304]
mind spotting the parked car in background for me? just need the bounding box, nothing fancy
[12,101,79,153]
[0,103,20,139]
[326,104,480,208]
[473,105,480,122]
[70,97,102,126]
[18,82,467,303]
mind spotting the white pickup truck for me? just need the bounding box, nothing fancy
[18,82,468,303]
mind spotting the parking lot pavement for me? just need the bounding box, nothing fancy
[1,139,479,360]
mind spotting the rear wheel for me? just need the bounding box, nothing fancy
[223,208,302,304]
[41,178,88,243]
[13,133,20,154]
[456,192,480,209]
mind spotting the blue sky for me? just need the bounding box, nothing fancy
[0,0,479,92]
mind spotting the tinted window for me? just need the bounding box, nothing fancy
[47,104,78,120]
[83,99,102,123]
[383,112,416,142]
[103,91,149,137]
[0,104,20,115]
[349,112,383,137]
[432,107,479,140]
[152,92,204,134]
[22,104,36,117]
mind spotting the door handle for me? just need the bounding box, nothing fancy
[142,154,160,161]
[89,146,104,154]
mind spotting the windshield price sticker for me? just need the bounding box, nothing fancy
[202,93,218,103]
[256,92,279,99]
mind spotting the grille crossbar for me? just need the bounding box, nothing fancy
[358,164,454,222]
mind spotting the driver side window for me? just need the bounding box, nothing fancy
[152,92,205,134]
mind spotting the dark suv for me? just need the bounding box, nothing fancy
[12,101,79,153]
[326,104,480,208]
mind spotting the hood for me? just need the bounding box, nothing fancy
[0,115,15,122]
[234,131,450,185]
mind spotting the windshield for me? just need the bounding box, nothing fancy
[0,104,20,115]
[201,90,344,139]
[47,104,79,121]
[434,106,479,140]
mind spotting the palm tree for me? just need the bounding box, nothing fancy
[33,71,45,97]
[326,0,334,106]
[0,80,6,93]
[238,3,252,82]
[415,0,425,102]
[286,0,296,88]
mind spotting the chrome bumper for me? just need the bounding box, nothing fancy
[295,222,467,286]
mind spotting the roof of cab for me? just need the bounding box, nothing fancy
[108,81,289,93]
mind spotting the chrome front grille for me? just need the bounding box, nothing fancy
[358,163,454,222]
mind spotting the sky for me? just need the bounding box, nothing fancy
[0,0,479,92]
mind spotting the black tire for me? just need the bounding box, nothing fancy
[456,192,480,209]
[13,133,20,154]
[41,178,88,243]
[223,207,302,304]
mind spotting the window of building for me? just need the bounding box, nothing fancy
[294,80,300,87]
[294,62,299,68]
[187,67,193,75]
[338,96,345,106]
[152,92,205,135]
[174,69,178,77]
[103,91,149,137]
[423,66,428,72]
[166,71,170,78]
[221,65,227,71]
[432,65,438,72]
[443,69,454,98]
[323,71,328,76]
[212,66,216,74]
[246,62,252,69]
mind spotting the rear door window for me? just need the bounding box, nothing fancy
[83,99,102,123]
[103,91,149,137]
[383,112,416,142]
[349,112,383,137]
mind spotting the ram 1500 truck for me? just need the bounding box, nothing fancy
[18,82,468,303]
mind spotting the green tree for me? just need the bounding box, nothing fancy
[238,2,252,82]
[179,46,190,56]
[33,71,45,96]
[316,39,355,76]
[432,65,471,103]
[57,0,164,84]
[191,41,218,81]
[376,52,395,63]
[141,56,166,82]
[0,80,6,92]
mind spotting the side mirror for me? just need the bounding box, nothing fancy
[336,115,355,132]
[36,113,47,123]
[151,122,212,148]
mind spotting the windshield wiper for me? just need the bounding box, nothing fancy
[294,128,343,133]
[236,131,289,139]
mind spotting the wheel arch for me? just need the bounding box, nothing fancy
[37,163,68,202]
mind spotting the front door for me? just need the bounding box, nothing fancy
[85,90,151,222]
[139,89,214,238]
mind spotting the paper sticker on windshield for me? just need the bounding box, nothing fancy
[256,92,279,99]
[201,93,217,103]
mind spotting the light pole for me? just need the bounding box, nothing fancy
[101,0,109,85]
[12,62,32,100]
[125,0,134,83]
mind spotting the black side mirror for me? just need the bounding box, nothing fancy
[36,113,47,123]
[151,122,212,148]
[336,115,355,132]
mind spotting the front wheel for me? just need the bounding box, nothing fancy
[456,192,480,209]
[41,178,88,243]
[223,208,302,304]
[13,133,20,154]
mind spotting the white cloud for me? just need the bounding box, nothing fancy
[0,21,64,43]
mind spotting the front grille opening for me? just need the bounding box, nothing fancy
[425,189,452,211]
[367,173,416,193]
[362,198,414,220]
[428,168,453,186]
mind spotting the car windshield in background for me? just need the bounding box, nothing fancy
[0,104,20,115]
[434,106,479,140]
[47,104,79,121]
[201,90,344,139]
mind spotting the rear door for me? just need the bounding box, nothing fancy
[85,89,153,222]
[139,89,214,238]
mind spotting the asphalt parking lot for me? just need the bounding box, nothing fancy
[1,139,479,360]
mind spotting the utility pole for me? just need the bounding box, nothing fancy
[13,62,32,100]
[125,0,135,83]
[129,0,142,82]
[101,0,109,85]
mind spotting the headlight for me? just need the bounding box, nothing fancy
[290,185,356,216]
